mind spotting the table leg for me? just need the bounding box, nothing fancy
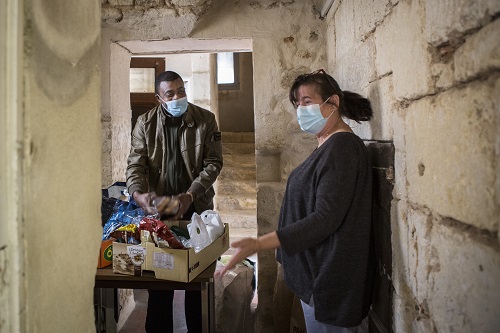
[208,279,215,333]
[95,288,104,333]
[201,282,209,333]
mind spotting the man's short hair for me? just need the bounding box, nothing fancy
[155,71,183,94]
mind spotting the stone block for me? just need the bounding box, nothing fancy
[255,152,280,182]
[326,20,336,71]
[108,0,133,6]
[374,0,433,100]
[430,62,454,91]
[406,206,434,304]
[392,293,416,333]
[191,53,210,73]
[496,79,500,235]
[256,182,284,234]
[335,35,376,93]
[353,0,391,41]
[135,0,161,6]
[406,77,498,230]
[334,0,356,60]
[391,200,410,296]
[363,75,396,141]
[454,19,500,82]
[428,221,500,332]
[393,149,408,200]
[190,72,211,101]
[424,0,500,47]
[171,0,207,7]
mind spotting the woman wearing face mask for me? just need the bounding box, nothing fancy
[216,69,375,333]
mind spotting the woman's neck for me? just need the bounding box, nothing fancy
[317,118,352,146]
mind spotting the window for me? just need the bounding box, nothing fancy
[130,68,156,93]
[217,52,240,90]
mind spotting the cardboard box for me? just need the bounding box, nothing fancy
[142,221,229,282]
[97,238,114,268]
[112,242,146,276]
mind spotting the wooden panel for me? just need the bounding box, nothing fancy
[130,57,165,130]
[366,141,394,333]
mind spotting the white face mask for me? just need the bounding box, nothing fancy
[296,97,333,135]
[158,96,189,117]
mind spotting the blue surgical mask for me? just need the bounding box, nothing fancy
[296,98,333,135]
[161,96,188,117]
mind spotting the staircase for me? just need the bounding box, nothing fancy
[216,132,257,254]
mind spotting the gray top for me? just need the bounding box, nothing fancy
[276,132,374,327]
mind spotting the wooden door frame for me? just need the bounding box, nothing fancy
[130,57,165,106]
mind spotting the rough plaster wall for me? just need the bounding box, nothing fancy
[101,1,327,331]
[102,0,222,40]
[0,1,23,331]
[23,0,102,332]
[191,53,213,111]
[326,0,500,331]
[110,43,132,185]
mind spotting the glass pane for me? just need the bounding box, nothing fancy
[130,68,155,93]
[217,52,234,84]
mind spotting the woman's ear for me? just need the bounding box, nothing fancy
[329,94,340,109]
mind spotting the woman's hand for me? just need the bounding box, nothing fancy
[215,237,260,277]
[214,232,280,278]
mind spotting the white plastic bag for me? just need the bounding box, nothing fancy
[200,210,225,242]
[188,213,212,253]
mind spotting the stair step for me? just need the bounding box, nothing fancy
[222,143,255,155]
[222,132,255,143]
[223,154,256,168]
[217,180,256,195]
[217,194,257,210]
[219,210,257,229]
[227,227,257,246]
[226,228,257,256]
[219,165,256,181]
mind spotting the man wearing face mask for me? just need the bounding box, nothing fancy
[126,70,223,333]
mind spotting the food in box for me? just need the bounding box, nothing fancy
[112,242,146,276]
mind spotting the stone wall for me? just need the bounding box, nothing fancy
[325,0,500,331]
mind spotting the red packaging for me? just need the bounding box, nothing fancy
[139,217,185,249]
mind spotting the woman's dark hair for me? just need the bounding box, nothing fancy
[155,71,183,94]
[289,69,373,123]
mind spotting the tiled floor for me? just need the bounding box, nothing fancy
[118,289,187,333]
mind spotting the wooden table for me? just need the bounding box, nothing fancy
[95,262,216,333]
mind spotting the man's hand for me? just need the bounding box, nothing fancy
[172,193,194,220]
[132,191,155,214]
